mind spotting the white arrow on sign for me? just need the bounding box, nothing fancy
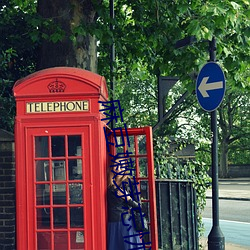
[198,76,223,98]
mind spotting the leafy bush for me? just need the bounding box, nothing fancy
[154,136,211,243]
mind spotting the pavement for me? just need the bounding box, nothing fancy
[200,238,250,250]
[206,178,250,201]
[201,178,250,250]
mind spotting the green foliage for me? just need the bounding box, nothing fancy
[154,136,211,240]
[97,0,249,177]
[0,49,17,131]
[1,0,248,191]
[0,2,37,78]
[0,78,15,132]
[98,0,249,92]
[113,64,158,128]
[0,0,248,246]
[219,88,250,166]
[0,0,38,131]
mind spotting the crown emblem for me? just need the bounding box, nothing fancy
[47,79,66,93]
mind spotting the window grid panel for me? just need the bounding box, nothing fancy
[115,133,152,242]
[34,134,85,250]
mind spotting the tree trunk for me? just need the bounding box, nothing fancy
[37,0,100,72]
[219,140,229,178]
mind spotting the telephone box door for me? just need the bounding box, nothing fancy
[110,126,158,250]
[26,126,91,250]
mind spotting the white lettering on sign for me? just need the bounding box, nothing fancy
[26,100,89,113]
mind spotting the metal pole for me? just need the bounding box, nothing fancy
[157,76,161,123]
[208,37,225,250]
[110,0,115,129]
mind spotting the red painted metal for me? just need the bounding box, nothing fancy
[110,127,158,250]
[14,67,109,250]
[13,67,158,250]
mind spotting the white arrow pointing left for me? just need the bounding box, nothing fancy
[198,76,223,98]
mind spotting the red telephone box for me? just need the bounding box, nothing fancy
[13,67,158,250]
[109,127,159,250]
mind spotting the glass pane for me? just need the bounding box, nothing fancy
[54,231,68,249]
[53,208,67,227]
[36,160,49,181]
[141,230,151,245]
[52,136,65,157]
[68,159,82,180]
[69,183,83,204]
[37,232,51,250]
[138,135,146,155]
[35,136,49,157]
[128,136,135,154]
[37,208,50,229]
[52,160,66,181]
[116,137,124,153]
[42,185,50,205]
[114,136,135,154]
[68,135,81,156]
[140,180,149,200]
[53,184,66,204]
[119,157,136,178]
[36,184,47,205]
[128,157,136,177]
[71,231,84,247]
[139,158,148,177]
[70,207,83,227]
[142,202,150,223]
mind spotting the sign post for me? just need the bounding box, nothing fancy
[196,37,225,250]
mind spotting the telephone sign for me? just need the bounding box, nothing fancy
[196,62,226,112]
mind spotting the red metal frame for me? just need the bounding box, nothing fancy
[110,126,158,250]
[14,67,109,250]
[26,127,90,250]
[13,67,158,250]
[17,120,108,250]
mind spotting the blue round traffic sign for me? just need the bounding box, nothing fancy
[196,62,226,112]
